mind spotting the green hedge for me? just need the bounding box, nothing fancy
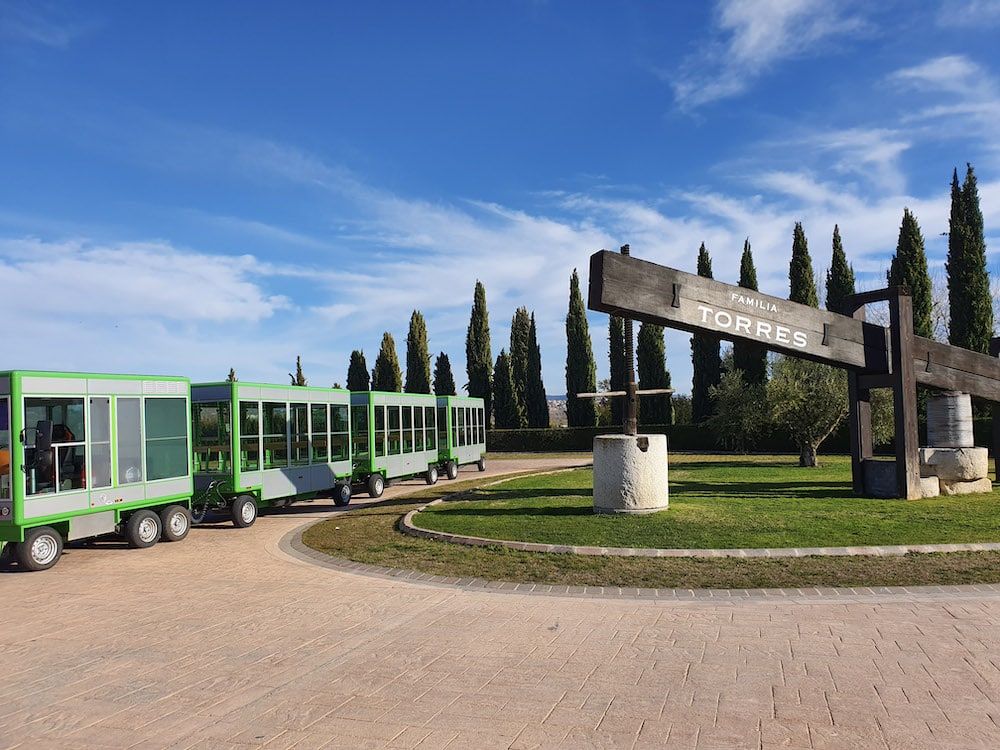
[487,418,998,454]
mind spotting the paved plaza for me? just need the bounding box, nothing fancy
[4,457,1000,749]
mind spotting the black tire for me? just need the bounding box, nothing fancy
[333,482,351,507]
[425,466,438,485]
[16,526,63,571]
[160,505,192,542]
[477,457,486,472]
[367,473,385,498]
[125,510,161,549]
[445,460,458,480]
[231,495,257,528]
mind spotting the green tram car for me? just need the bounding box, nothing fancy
[437,395,488,478]
[190,382,354,525]
[1,370,488,571]
[0,370,194,571]
[350,391,441,497]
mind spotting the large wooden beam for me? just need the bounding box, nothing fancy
[589,250,890,373]
[590,250,1000,400]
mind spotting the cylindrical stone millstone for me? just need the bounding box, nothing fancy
[926,391,974,448]
[592,434,669,514]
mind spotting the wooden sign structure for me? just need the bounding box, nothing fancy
[588,249,1000,499]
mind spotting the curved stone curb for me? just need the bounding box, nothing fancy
[402,501,1000,558]
[279,525,1000,602]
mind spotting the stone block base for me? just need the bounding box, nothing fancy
[593,434,668,514]
[919,447,989,482]
[939,477,993,496]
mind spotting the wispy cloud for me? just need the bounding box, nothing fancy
[936,0,1000,28]
[0,1,98,48]
[670,0,871,109]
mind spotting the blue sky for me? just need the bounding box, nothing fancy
[2,1,1000,398]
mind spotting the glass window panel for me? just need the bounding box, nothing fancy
[263,402,288,469]
[0,398,10,499]
[291,403,309,466]
[117,397,142,485]
[88,397,111,489]
[351,404,369,461]
[145,397,188,480]
[374,405,386,457]
[388,406,401,455]
[193,401,230,473]
[311,404,329,463]
[240,401,260,471]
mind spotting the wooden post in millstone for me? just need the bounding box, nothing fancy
[578,244,671,515]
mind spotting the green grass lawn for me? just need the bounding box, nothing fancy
[301,454,1000,589]
[415,455,1000,549]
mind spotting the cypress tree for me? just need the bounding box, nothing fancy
[509,306,531,426]
[565,269,598,427]
[524,313,549,428]
[404,310,432,394]
[637,322,673,426]
[789,222,819,308]
[691,243,721,423]
[289,356,307,386]
[947,164,993,353]
[492,350,522,429]
[732,239,768,384]
[347,350,370,391]
[609,316,627,426]
[371,332,402,392]
[433,352,456,396]
[465,280,493,414]
[887,209,933,339]
[825,225,856,315]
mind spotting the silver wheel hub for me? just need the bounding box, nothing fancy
[31,535,58,565]
[239,502,255,523]
[169,513,188,536]
[138,518,158,543]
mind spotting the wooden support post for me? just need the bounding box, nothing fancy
[845,304,874,495]
[990,338,1000,482]
[888,289,922,499]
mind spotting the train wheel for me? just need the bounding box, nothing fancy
[477,457,486,472]
[160,505,192,542]
[445,461,458,480]
[231,495,257,528]
[126,510,161,549]
[16,526,63,571]
[425,466,438,485]
[367,473,385,498]
[333,482,351,507]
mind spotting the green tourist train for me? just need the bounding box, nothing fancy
[0,370,486,572]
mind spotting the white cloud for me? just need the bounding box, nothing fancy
[670,0,870,109]
[0,1,99,49]
[936,0,1000,27]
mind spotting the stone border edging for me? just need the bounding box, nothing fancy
[401,473,1000,559]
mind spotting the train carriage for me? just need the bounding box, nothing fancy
[351,391,441,497]
[0,370,193,570]
[436,395,488,478]
[190,382,353,525]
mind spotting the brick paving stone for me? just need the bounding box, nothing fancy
[5,457,1000,749]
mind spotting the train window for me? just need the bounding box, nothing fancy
[117,397,142,485]
[263,402,288,469]
[23,397,87,494]
[290,403,309,466]
[145,398,189,481]
[351,404,369,460]
[240,401,260,471]
[388,406,401,455]
[0,397,9,499]
[310,404,329,463]
[413,406,424,452]
[374,406,386,457]
[193,401,230,473]
[331,404,349,461]
[89,397,112,488]
[402,406,413,453]
[425,406,436,451]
